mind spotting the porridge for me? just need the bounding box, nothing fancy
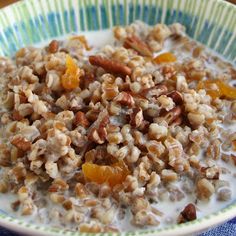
[0,21,236,233]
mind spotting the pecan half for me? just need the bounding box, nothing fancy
[167,91,183,105]
[130,107,143,127]
[114,92,135,107]
[124,35,152,57]
[74,111,90,127]
[89,55,131,77]
[178,203,197,223]
[11,136,31,151]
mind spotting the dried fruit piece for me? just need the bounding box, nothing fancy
[82,161,129,187]
[124,35,152,57]
[153,52,177,64]
[89,55,132,77]
[217,80,236,99]
[198,79,236,99]
[61,55,83,90]
[197,80,221,99]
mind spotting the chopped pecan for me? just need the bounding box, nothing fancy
[130,107,143,127]
[11,200,20,211]
[11,136,31,151]
[178,203,197,223]
[80,71,95,89]
[87,112,109,144]
[161,106,182,125]
[161,65,176,79]
[10,164,27,183]
[138,120,150,133]
[48,40,59,53]
[167,91,183,105]
[89,55,131,77]
[124,35,152,57]
[19,94,28,104]
[114,92,135,107]
[62,199,73,210]
[143,84,168,99]
[88,127,107,144]
[74,111,90,127]
[12,110,23,121]
[171,116,183,127]
[201,166,220,180]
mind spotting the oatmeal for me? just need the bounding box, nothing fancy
[0,21,235,233]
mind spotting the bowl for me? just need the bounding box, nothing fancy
[0,0,236,235]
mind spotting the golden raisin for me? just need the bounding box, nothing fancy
[198,79,236,99]
[61,55,82,90]
[197,80,222,99]
[218,80,236,99]
[82,161,129,187]
[153,52,177,64]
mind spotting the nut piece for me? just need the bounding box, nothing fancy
[114,92,135,107]
[11,136,31,151]
[89,55,131,77]
[48,40,59,53]
[178,203,197,223]
[162,106,182,125]
[143,84,168,99]
[124,35,152,57]
[74,111,90,127]
[167,91,183,105]
[75,183,87,198]
[201,166,220,180]
[130,107,143,127]
[88,127,107,144]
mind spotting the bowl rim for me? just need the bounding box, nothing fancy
[0,0,236,235]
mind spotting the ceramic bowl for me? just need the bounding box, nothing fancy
[0,0,236,235]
